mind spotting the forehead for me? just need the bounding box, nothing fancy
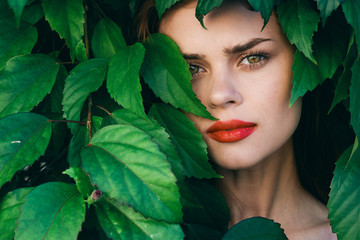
[159,2,284,52]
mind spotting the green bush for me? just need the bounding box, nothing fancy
[0,0,359,239]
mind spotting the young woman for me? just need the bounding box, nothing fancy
[138,0,341,239]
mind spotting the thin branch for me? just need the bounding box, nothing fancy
[87,96,93,143]
[95,105,113,116]
[84,4,90,59]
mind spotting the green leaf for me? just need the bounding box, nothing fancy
[0,113,52,188]
[222,217,288,240]
[91,18,127,59]
[349,59,360,137]
[0,188,33,240]
[64,167,93,199]
[7,0,27,27]
[142,33,214,119]
[0,54,59,119]
[149,104,219,179]
[81,124,182,223]
[75,39,88,62]
[67,125,88,167]
[22,2,44,25]
[195,0,223,28]
[107,43,146,119]
[155,0,181,19]
[342,0,360,54]
[316,0,341,26]
[62,58,108,134]
[41,0,84,62]
[96,197,184,240]
[289,50,323,106]
[277,0,320,64]
[102,109,184,181]
[0,19,37,70]
[248,0,276,27]
[313,11,350,80]
[15,182,85,240]
[328,143,360,240]
[185,224,223,240]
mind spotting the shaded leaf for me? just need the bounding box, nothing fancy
[183,179,229,234]
[316,0,341,26]
[290,50,323,106]
[142,33,214,119]
[222,217,288,240]
[0,188,33,240]
[7,0,27,27]
[41,0,84,62]
[81,124,182,223]
[91,18,127,59]
[96,197,184,240]
[328,142,360,240]
[67,125,88,167]
[22,2,44,25]
[155,0,181,19]
[149,104,219,179]
[0,20,37,70]
[248,0,276,27]
[313,10,350,80]
[107,43,146,119]
[0,113,52,188]
[342,0,360,54]
[15,182,85,240]
[185,224,223,240]
[195,0,223,28]
[277,0,320,64]
[349,59,360,136]
[0,54,59,118]
[75,39,88,62]
[62,58,108,134]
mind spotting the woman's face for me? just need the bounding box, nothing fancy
[159,1,302,169]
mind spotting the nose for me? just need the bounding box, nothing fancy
[206,69,243,109]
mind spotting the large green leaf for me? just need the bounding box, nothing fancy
[289,50,323,106]
[349,59,360,137]
[248,0,276,27]
[277,0,320,64]
[7,0,27,27]
[154,0,181,19]
[96,197,184,240]
[0,54,59,118]
[102,109,184,181]
[149,104,219,179]
[0,113,52,188]
[222,217,288,240]
[0,20,37,71]
[91,18,127,59]
[142,33,214,119]
[107,43,146,119]
[342,0,360,54]
[0,188,33,240]
[41,0,84,62]
[316,0,341,26]
[15,182,85,240]
[81,124,182,223]
[195,0,223,28]
[62,58,108,134]
[328,143,360,240]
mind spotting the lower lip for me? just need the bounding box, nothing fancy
[207,120,256,143]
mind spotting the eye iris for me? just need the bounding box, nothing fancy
[189,65,199,74]
[248,55,261,63]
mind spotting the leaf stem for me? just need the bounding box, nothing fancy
[95,105,113,116]
[84,4,90,59]
[87,96,93,142]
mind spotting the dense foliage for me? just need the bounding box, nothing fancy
[0,0,359,239]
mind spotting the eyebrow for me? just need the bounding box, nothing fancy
[182,38,273,60]
[223,38,273,55]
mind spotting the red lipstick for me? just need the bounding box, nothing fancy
[206,119,256,143]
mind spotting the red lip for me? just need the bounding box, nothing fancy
[206,119,256,143]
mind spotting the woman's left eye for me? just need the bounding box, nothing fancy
[242,54,263,64]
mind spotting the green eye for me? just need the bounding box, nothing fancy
[247,55,262,64]
[189,65,200,74]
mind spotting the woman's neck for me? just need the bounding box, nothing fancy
[215,139,328,234]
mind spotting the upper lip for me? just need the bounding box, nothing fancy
[207,119,256,133]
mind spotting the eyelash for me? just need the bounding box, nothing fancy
[188,51,269,77]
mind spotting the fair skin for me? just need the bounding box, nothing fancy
[159,1,337,240]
